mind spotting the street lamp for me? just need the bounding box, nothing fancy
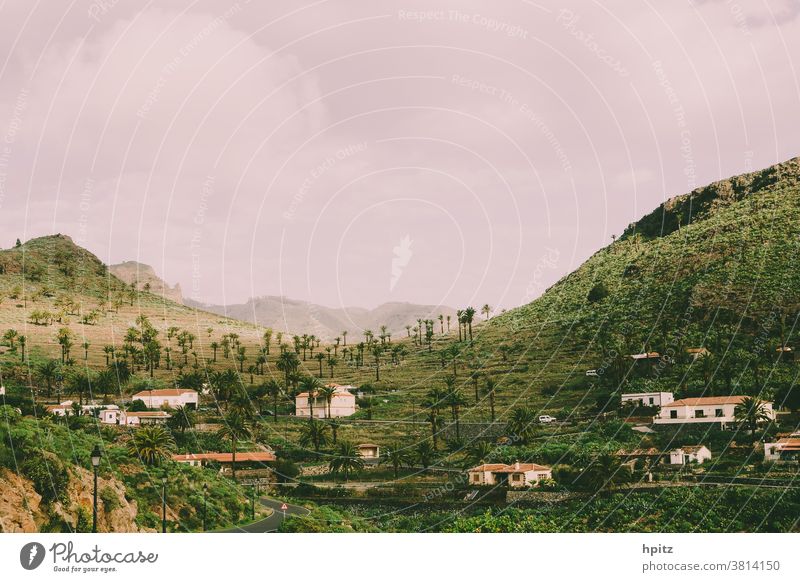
[202,483,208,532]
[90,445,102,533]
[161,474,168,533]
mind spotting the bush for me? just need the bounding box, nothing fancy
[21,453,70,503]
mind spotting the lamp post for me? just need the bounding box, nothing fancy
[91,445,102,533]
[202,483,208,532]
[161,474,168,533]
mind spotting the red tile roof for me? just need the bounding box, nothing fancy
[172,451,276,463]
[132,389,197,398]
[661,396,748,407]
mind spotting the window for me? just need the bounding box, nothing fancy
[472,474,480,483]
[649,397,654,405]
[512,474,521,481]
[695,410,705,418]
[715,409,724,417]
[670,410,678,419]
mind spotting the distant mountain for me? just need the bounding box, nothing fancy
[109,261,183,303]
[184,296,459,341]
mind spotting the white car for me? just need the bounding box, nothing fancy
[538,415,556,423]
[585,369,598,377]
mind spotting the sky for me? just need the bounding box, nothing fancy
[0,0,799,311]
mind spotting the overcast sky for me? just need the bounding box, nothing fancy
[0,0,798,310]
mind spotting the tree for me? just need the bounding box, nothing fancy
[582,453,630,492]
[18,335,26,361]
[445,382,467,441]
[263,380,282,422]
[314,352,325,377]
[734,396,772,442]
[415,440,436,469]
[484,378,497,422]
[463,307,476,341]
[38,359,62,398]
[299,376,322,421]
[372,345,382,381]
[328,441,364,482]
[507,406,536,443]
[168,406,196,433]
[210,342,219,362]
[382,442,412,478]
[3,329,18,350]
[276,351,300,389]
[317,385,337,419]
[216,411,252,481]
[467,440,494,465]
[299,419,330,453]
[587,282,610,303]
[481,304,492,320]
[126,426,176,466]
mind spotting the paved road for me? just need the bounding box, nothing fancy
[222,498,310,533]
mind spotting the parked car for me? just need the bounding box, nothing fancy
[585,369,599,377]
[538,415,556,423]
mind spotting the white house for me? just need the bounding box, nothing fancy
[99,407,122,425]
[46,401,114,417]
[357,443,380,459]
[119,410,171,426]
[653,396,774,428]
[295,383,357,418]
[621,392,674,407]
[467,461,552,488]
[669,445,712,465]
[764,437,800,462]
[132,388,198,409]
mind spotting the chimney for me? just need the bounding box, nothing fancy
[515,460,520,470]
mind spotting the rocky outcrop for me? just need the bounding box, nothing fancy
[0,466,149,533]
[109,261,183,303]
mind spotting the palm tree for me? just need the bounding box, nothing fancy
[382,442,412,478]
[735,396,772,442]
[126,426,176,466]
[507,406,537,443]
[168,406,196,433]
[299,419,330,453]
[314,352,325,377]
[341,330,347,346]
[299,376,322,421]
[38,359,61,398]
[216,411,252,480]
[264,380,281,422]
[583,453,629,492]
[463,306,476,340]
[276,351,300,389]
[328,419,341,444]
[467,440,494,465]
[438,314,444,334]
[329,441,364,482]
[481,304,492,320]
[484,378,497,421]
[210,341,219,362]
[446,315,451,333]
[317,385,337,419]
[372,345,382,381]
[415,440,436,470]
[18,335,26,362]
[445,384,467,441]
[3,328,18,350]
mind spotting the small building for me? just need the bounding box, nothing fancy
[295,383,357,418]
[120,410,171,426]
[46,401,114,417]
[764,437,800,462]
[132,388,198,409]
[467,461,552,488]
[629,352,661,361]
[172,451,276,481]
[621,392,674,407]
[669,445,712,465]
[99,407,122,425]
[653,396,774,428]
[357,443,380,459]
[686,347,711,360]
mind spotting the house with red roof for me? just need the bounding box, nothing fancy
[653,395,774,429]
[467,461,552,488]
